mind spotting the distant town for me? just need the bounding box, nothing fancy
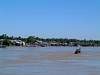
[0,34,100,48]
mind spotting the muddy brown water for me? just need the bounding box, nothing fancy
[0,47,100,75]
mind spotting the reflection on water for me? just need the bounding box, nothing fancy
[0,47,100,75]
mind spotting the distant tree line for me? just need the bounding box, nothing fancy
[0,34,100,46]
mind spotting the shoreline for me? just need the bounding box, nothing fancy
[2,45,100,48]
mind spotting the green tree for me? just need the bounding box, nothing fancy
[26,36,36,44]
[2,39,11,46]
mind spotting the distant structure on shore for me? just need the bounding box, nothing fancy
[10,40,26,46]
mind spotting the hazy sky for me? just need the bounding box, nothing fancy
[0,0,100,39]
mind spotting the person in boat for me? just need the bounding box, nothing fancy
[74,45,81,54]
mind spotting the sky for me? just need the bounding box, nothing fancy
[0,0,100,40]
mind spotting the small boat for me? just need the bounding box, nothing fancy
[74,49,81,54]
[74,45,81,54]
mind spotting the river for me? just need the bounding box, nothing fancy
[0,47,100,75]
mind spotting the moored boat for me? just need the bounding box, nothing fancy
[0,45,6,48]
